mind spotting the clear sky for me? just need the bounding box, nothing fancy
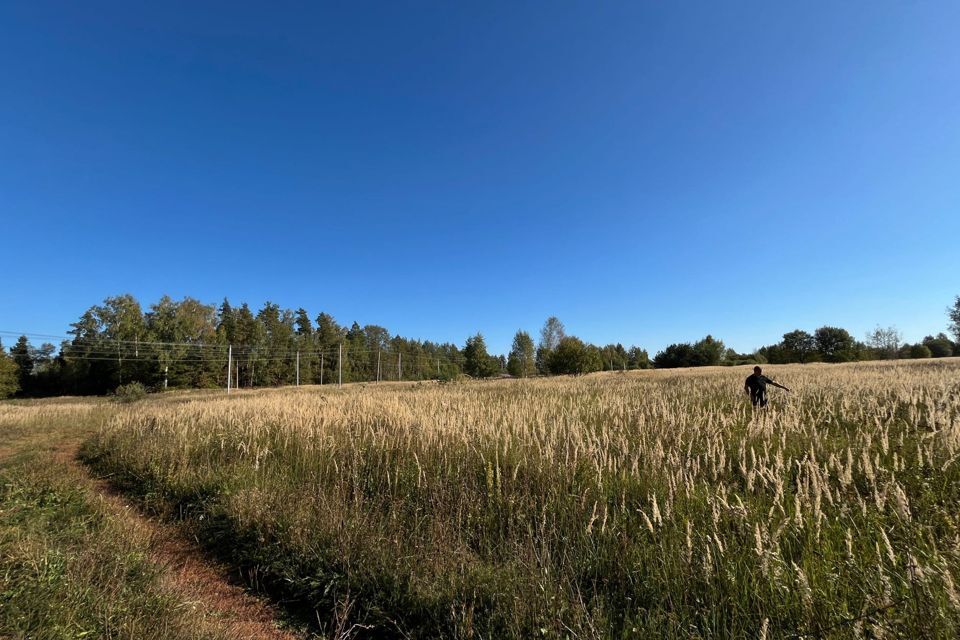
[2,2,958,355]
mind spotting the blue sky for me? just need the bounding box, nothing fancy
[2,2,958,355]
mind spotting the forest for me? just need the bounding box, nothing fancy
[1,294,958,398]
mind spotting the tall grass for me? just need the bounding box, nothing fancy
[83,361,960,637]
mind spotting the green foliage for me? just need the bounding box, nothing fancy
[10,335,33,396]
[506,331,536,377]
[654,342,696,368]
[148,296,219,389]
[909,344,932,359]
[0,410,226,639]
[463,334,499,378]
[653,335,725,368]
[24,294,468,396]
[547,336,602,375]
[627,346,651,369]
[923,335,955,358]
[692,335,725,365]
[781,329,817,363]
[0,348,19,399]
[115,382,147,403]
[536,317,565,374]
[599,343,629,371]
[22,293,960,395]
[814,326,858,362]
[949,295,960,342]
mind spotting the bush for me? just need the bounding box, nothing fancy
[924,338,954,358]
[114,382,147,403]
[909,344,932,359]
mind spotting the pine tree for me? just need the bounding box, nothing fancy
[315,312,343,384]
[10,335,34,396]
[463,334,498,378]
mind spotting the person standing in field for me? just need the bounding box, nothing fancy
[744,366,790,408]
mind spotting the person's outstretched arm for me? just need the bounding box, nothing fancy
[766,377,790,392]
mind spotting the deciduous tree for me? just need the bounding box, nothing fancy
[536,317,565,374]
[814,326,857,363]
[0,339,18,398]
[866,326,902,360]
[781,330,817,363]
[507,330,536,377]
[949,295,960,342]
[548,336,602,375]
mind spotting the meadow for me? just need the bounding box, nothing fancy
[70,359,960,638]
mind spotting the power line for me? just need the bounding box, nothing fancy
[6,331,470,370]
[1,330,466,360]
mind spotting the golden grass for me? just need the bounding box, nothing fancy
[83,359,960,637]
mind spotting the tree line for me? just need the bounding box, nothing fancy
[1,294,958,398]
[651,295,960,368]
[0,296,650,398]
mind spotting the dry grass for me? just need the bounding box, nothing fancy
[82,359,960,637]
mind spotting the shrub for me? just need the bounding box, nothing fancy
[909,344,932,359]
[114,382,147,403]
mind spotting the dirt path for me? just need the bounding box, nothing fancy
[56,442,304,640]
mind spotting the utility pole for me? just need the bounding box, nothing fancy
[296,350,300,386]
[437,358,440,378]
[227,344,232,394]
[377,349,381,383]
[338,342,342,388]
[320,351,324,385]
[118,342,122,386]
[398,351,402,382]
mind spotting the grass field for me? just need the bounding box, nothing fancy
[71,359,960,638]
[3,360,960,638]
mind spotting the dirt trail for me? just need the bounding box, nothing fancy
[55,442,303,640]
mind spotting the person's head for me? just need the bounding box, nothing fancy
[754,366,762,375]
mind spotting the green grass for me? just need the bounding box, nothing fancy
[0,402,226,640]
